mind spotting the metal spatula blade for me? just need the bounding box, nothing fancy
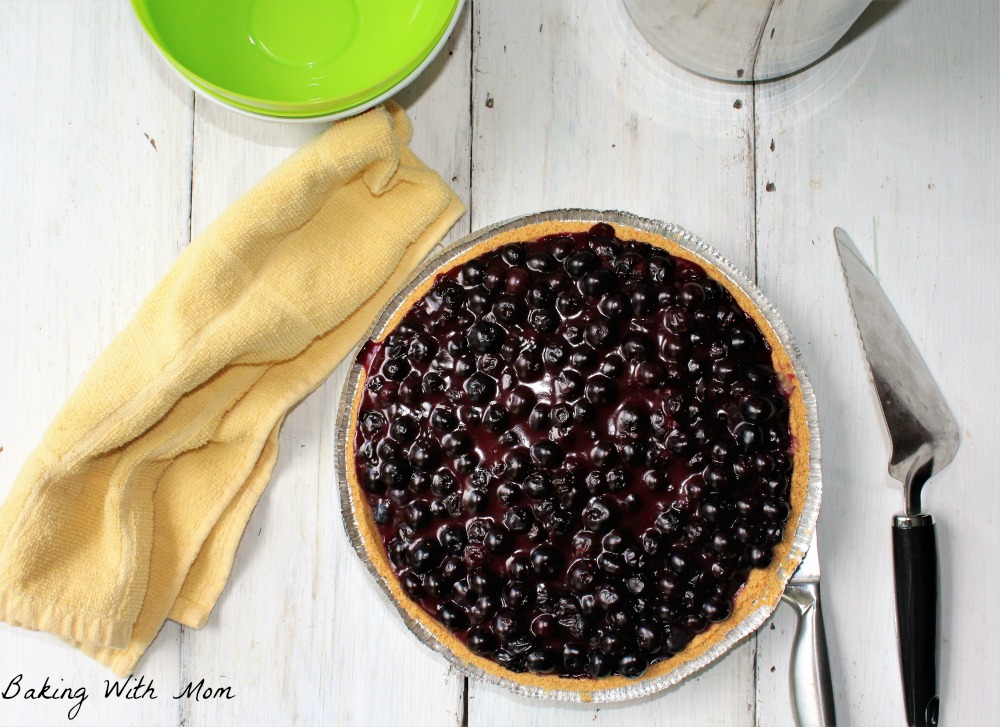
[833,228,959,508]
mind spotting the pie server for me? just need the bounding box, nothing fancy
[834,227,960,727]
[782,531,836,726]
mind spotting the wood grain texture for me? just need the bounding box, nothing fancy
[0,0,997,724]
[753,1,1000,724]
[0,2,192,724]
[467,1,758,724]
[175,6,473,727]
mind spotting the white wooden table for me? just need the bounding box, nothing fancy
[1,2,997,725]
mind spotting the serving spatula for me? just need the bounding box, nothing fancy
[834,227,960,727]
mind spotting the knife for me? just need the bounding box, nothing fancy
[782,532,837,726]
[834,228,960,727]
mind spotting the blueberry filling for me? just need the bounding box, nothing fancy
[353,224,794,680]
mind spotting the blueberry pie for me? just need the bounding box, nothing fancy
[344,220,809,694]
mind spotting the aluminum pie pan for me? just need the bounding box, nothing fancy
[335,208,822,703]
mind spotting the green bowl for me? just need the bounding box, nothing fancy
[132,0,463,121]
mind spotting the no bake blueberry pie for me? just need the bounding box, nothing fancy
[344,220,809,694]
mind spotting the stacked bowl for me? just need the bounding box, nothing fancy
[132,0,464,121]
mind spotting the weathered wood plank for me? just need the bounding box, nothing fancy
[176,7,473,727]
[0,1,193,724]
[754,1,1000,724]
[467,1,758,724]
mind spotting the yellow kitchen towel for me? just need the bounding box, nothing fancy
[0,101,466,676]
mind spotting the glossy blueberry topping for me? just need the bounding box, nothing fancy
[353,224,795,680]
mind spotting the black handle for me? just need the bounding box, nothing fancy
[892,514,939,727]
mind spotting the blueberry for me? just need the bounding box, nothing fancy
[551,405,574,427]
[372,499,390,525]
[430,406,458,432]
[362,467,388,495]
[587,650,613,678]
[522,471,552,500]
[567,559,598,593]
[526,647,559,674]
[762,498,790,523]
[381,451,413,483]
[464,372,497,404]
[506,385,536,416]
[742,395,775,422]
[399,570,426,600]
[530,545,563,578]
[527,404,550,430]
[441,431,472,457]
[531,440,565,467]
[438,524,467,553]
[484,525,514,554]
[500,245,526,266]
[615,406,648,437]
[598,291,630,320]
[565,250,600,279]
[655,508,684,536]
[678,282,706,309]
[590,440,619,467]
[555,291,582,317]
[407,538,443,574]
[584,319,616,348]
[597,552,624,575]
[589,233,621,258]
[461,259,486,286]
[635,623,663,654]
[730,328,758,353]
[437,601,469,630]
[382,358,411,381]
[633,360,664,388]
[493,609,522,642]
[581,269,617,297]
[481,403,508,432]
[467,322,505,355]
[595,583,621,611]
[605,467,629,491]
[618,651,649,679]
[467,626,499,655]
[405,499,431,529]
[464,489,488,514]
[734,421,763,452]
[431,469,458,496]
[563,644,588,673]
[513,351,543,381]
[527,283,556,308]
[585,375,616,405]
[389,415,418,443]
[493,294,525,324]
[467,566,501,596]
[572,400,596,425]
[361,410,387,436]
[642,470,666,492]
[503,448,532,481]
[555,369,583,399]
[639,529,662,556]
[528,308,558,333]
[629,285,656,316]
[582,496,615,531]
[503,580,533,608]
[422,372,446,394]
[520,248,556,272]
[702,595,732,622]
[503,505,534,533]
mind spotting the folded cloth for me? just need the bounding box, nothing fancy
[0,101,465,675]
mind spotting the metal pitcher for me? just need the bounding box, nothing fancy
[623,0,873,82]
